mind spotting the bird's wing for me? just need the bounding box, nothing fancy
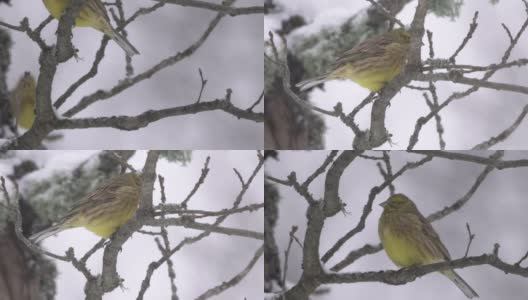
[332,33,394,69]
[88,0,111,22]
[417,212,451,260]
[62,178,122,221]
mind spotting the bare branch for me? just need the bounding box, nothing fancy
[321,248,528,286]
[63,6,231,117]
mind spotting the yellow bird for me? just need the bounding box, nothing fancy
[10,72,36,130]
[297,28,411,92]
[379,194,479,299]
[30,173,141,243]
[42,0,140,56]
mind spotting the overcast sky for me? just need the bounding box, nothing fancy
[1,150,263,299]
[1,0,263,149]
[266,150,528,299]
[265,0,528,150]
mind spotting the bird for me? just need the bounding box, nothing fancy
[9,72,36,130]
[378,193,479,298]
[296,28,411,92]
[30,173,141,243]
[42,0,140,56]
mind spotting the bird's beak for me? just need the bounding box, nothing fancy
[379,200,388,208]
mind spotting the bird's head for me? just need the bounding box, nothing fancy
[379,193,417,212]
[391,28,411,44]
[129,173,141,187]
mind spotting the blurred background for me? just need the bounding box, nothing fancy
[0,150,263,299]
[266,150,528,299]
[0,0,263,149]
[264,0,528,149]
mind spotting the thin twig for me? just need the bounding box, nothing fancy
[464,223,475,257]
[282,226,298,288]
[450,11,479,63]
[365,0,405,28]
[181,156,210,208]
[196,68,208,103]
[303,151,339,188]
[247,90,264,112]
[514,250,528,267]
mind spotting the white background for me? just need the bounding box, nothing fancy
[265,0,528,149]
[1,150,264,299]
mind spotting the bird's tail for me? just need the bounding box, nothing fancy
[296,75,328,91]
[108,29,140,57]
[442,269,479,299]
[30,224,64,243]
